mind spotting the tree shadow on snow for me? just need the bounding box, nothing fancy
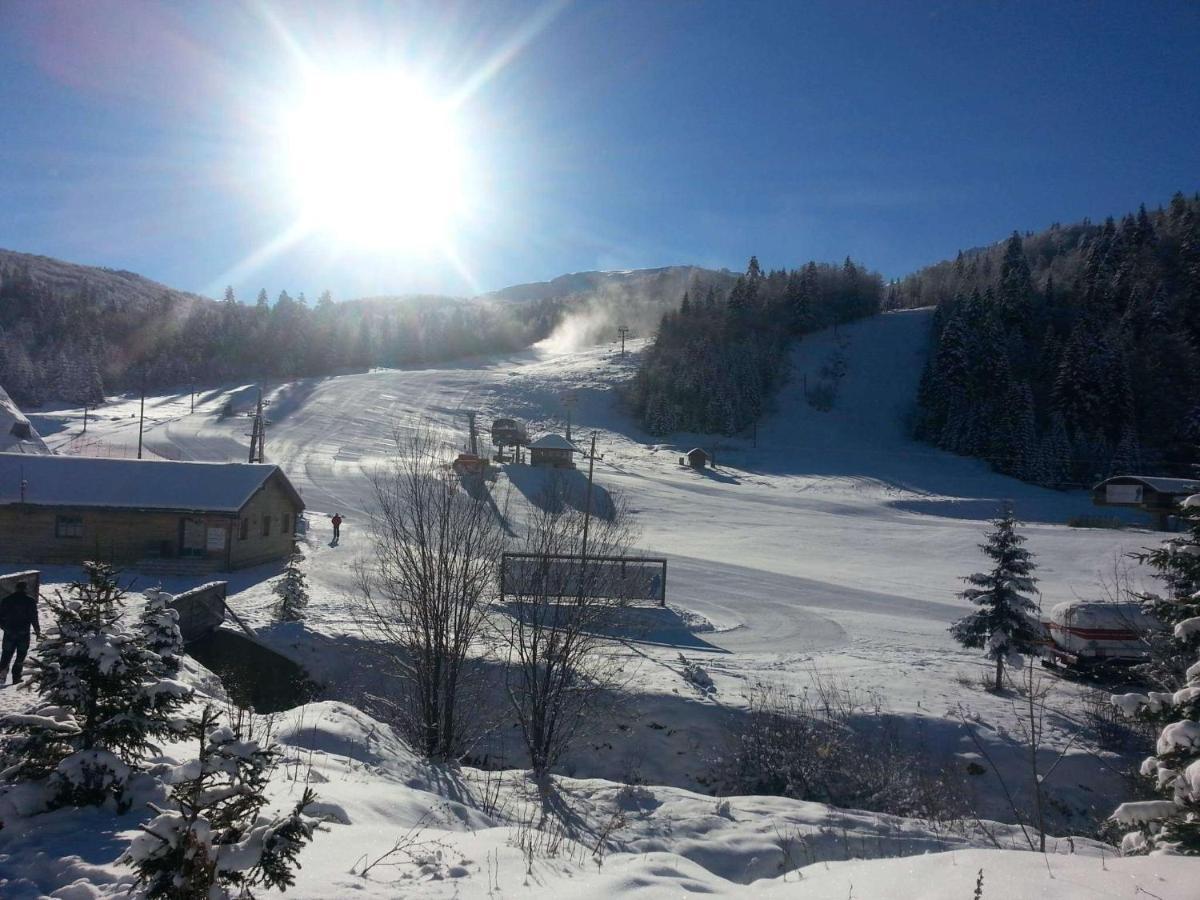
[504,465,615,520]
[498,600,729,654]
[459,473,518,536]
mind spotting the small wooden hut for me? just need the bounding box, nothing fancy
[529,434,578,469]
[1091,475,1200,530]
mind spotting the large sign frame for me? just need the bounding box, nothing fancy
[500,552,667,607]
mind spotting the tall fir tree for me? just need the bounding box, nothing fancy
[997,231,1034,326]
[949,507,1042,691]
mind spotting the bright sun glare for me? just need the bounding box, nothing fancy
[283,71,467,250]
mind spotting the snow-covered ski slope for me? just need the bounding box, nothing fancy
[32,307,1150,688]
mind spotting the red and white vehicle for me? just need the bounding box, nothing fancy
[1041,601,1161,668]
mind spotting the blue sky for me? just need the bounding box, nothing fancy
[1,1,1197,301]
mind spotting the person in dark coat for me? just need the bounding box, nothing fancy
[331,513,343,544]
[0,581,41,684]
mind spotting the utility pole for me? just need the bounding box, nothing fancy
[580,430,597,566]
[82,405,88,434]
[467,411,478,455]
[617,325,630,357]
[190,379,197,413]
[137,371,146,459]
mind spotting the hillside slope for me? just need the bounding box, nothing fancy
[27,310,1158,832]
[896,194,1200,483]
[0,248,724,406]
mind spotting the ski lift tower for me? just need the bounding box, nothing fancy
[246,386,270,463]
[560,392,578,443]
[452,410,489,475]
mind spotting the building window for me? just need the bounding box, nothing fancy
[281,513,291,535]
[240,518,249,541]
[55,515,84,538]
[262,515,271,537]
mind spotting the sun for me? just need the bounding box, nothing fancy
[281,70,467,250]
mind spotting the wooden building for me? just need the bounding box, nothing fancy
[0,453,304,572]
[681,448,710,470]
[529,434,578,469]
[1091,475,1200,530]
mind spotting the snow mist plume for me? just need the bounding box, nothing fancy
[537,302,625,354]
[535,268,733,355]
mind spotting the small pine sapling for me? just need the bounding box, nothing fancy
[0,562,191,811]
[139,587,184,676]
[273,551,309,623]
[124,705,318,898]
[949,506,1042,691]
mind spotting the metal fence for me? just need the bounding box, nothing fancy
[500,552,667,606]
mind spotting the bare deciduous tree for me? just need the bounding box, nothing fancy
[354,430,508,760]
[500,476,640,777]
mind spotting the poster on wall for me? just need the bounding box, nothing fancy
[206,527,227,551]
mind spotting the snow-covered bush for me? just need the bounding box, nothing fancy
[124,705,318,898]
[721,678,970,823]
[948,506,1042,691]
[273,551,309,623]
[678,654,715,694]
[0,562,191,813]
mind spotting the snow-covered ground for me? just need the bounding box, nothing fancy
[2,694,1192,899]
[8,308,1183,896]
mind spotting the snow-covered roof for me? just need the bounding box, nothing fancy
[0,453,302,513]
[686,448,709,457]
[1093,475,1200,495]
[0,386,49,455]
[529,434,577,451]
[1047,600,1158,630]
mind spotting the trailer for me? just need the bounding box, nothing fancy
[1041,601,1161,668]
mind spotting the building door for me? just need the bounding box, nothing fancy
[180,517,206,558]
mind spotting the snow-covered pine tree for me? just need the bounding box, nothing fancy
[1129,484,1200,691]
[949,506,1042,691]
[1111,490,1200,854]
[0,563,191,811]
[139,587,184,676]
[273,550,309,623]
[124,705,318,899]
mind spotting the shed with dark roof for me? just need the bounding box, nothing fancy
[1092,475,1200,530]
